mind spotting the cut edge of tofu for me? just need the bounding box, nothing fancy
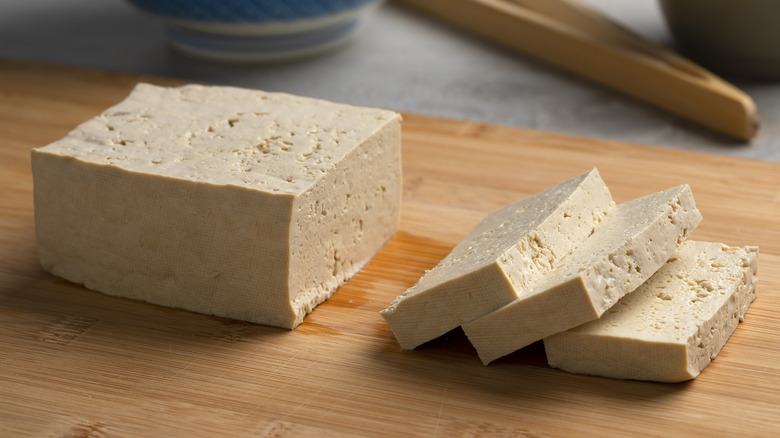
[462,184,702,364]
[380,168,614,350]
[543,241,758,382]
[287,115,403,327]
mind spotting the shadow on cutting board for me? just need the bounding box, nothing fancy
[372,323,693,402]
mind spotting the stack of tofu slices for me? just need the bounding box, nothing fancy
[380,169,758,382]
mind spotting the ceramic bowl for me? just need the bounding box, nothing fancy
[126,0,385,63]
[659,0,780,80]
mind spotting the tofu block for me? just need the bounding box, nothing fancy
[31,83,402,329]
[462,185,702,364]
[380,169,613,350]
[544,241,758,382]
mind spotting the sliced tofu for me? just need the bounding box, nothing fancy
[31,83,402,329]
[462,185,702,364]
[544,241,758,382]
[380,169,614,350]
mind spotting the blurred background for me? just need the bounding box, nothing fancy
[2,0,780,161]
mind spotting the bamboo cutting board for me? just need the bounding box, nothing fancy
[1,61,779,437]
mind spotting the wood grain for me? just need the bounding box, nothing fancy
[1,60,779,437]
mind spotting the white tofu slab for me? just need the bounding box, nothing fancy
[31,83,402,329]
[544,241,758,382]
[380,169,613,350]
[463,185,702,364]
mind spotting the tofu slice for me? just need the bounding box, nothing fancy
[462,185,702,364]
[380,169,614,350]
[544,241,758,382]
[31,83,402,329]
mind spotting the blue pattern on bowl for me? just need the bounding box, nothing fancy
[125,0,383,62]
[128,0,377,23]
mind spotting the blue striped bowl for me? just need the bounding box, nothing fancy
[126,0,384,62]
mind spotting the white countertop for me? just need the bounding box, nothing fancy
[3,0,780,161]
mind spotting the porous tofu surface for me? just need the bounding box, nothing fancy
[462,184,702,364]
[544,241,758,382]
[38,83,399,195]
[32,83,402,329]
[380,169,613,350]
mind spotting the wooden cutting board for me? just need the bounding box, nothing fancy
[1,61,779,437]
